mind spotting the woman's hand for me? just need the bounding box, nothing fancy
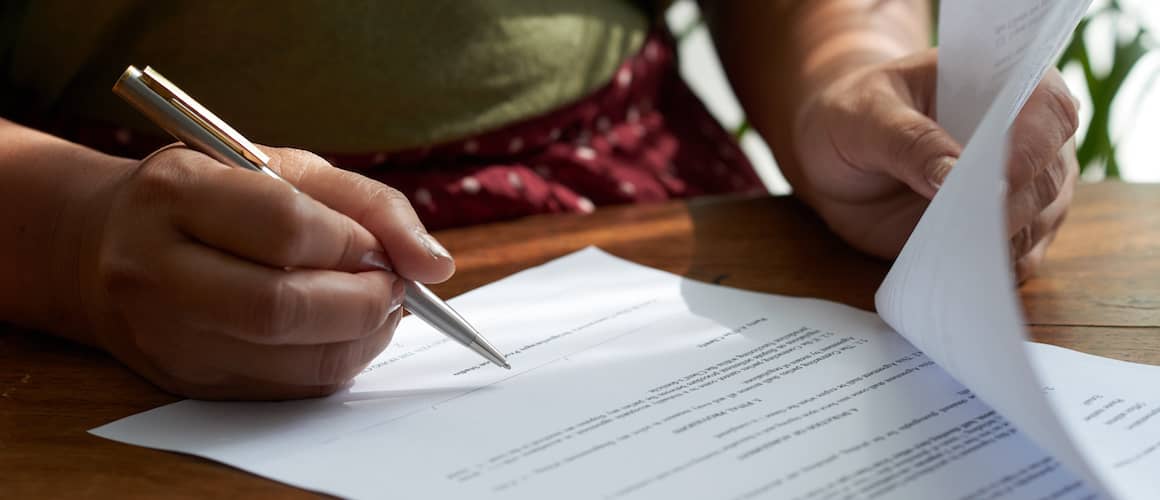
[791,48,1079,281]
[80,146,454,400]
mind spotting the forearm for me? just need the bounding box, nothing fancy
[0,118,132,342]
[701,0,930,192]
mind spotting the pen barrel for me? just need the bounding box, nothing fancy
[114,68,259,171]
[402,283,477,348]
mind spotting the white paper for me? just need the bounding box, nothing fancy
[936,0,1091,143]
[878,0,1160,498]
[96,248,1100,499]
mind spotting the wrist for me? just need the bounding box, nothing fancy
[60,149,137,345]
[0,119,135,343]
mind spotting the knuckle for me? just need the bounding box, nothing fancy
[1043,85,1080,140]
[357,183,413,225]
[130,158,187,204]
[269,147,330,181]
[1034,163,1066,208]
[1011,224,1036,259]
[367,183,409,207]
[264,192,314,265]
[1011,140,1042,185]
[256,278,308,343]
[892,120,943,162]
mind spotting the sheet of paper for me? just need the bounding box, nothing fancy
[879,0,1160,498]
[95,248,1099,499]
[936,0,1092,143]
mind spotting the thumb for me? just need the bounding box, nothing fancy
[850,104,963,199]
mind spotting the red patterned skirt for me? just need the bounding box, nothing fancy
[67,29,764,230]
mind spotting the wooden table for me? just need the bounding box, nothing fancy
[3,182,1158,497]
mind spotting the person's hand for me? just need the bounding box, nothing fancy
[791,47,1079,281]
[79,145,454,400]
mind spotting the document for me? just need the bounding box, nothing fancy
[91,248,1102,499]
[91,0,1160,498]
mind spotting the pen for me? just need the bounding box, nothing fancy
[112,65,510,370]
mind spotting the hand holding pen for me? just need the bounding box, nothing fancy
[77,66,504,400]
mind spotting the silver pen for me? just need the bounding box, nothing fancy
[113,65,510,370]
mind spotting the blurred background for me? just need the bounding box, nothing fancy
[666,0,1160,194]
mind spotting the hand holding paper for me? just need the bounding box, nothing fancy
[792,47,1078,280]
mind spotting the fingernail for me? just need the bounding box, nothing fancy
[415,228,452,261]
[361,250,393,271]
[928,156,956,190]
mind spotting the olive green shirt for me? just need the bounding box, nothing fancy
[0,1,649,152]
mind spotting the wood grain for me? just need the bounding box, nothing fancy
[3,182,1156,497]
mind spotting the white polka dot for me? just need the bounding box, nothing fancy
[577,197,595,214]
[372,152,388,164]
[114,128,132,145]
[626,106,640,123]
[618,181,636,195]
[535,165,552,177]
[463,140,479,154]
[507,171,523,189]
[616,68,633,88]
[414,188,433,206]
[645,42,661,62]
[508,137,524,154]
[548,128,562,141]
[596,116,611,132]
[575,147,597,161]
[461,176,481,194]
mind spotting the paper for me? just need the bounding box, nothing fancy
[97,248,1101,499]
[877,0,1160,497]
[935,0,1092,143]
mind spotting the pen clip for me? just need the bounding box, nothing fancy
[135,66,271,168]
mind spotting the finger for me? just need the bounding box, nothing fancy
[155,374,349,401]
[1006,140,1077,241]
[160,242,406,345]
[837,94,963,199]
[1006,70,1079,194]
[165,151,385,271]
[1010,188,1070,263]
[1014,210,1065,283]
[266,148,455,283]
[1014,232,1053,284]
[159,307,403,388]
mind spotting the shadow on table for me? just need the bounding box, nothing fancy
[681,195,890,309]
